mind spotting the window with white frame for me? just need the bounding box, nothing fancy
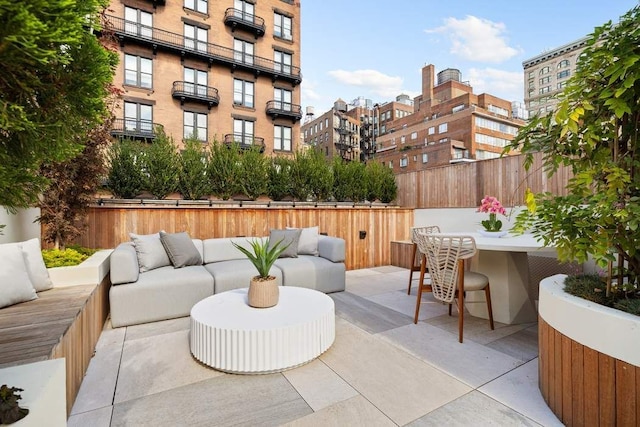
[184,111,207,141]
[274,12,292,40]
[400,157,408,167]
[400,135,405,144]
[233,118,254,146]
[185,0,207,14]
[274,87,292,111]
[274,50,292,74]
[428,126,435,135]
[422,153,428,163]
[234,0,254,18]
[475,133,509,147]
[184,24,207,52]
[184,67,208,96]
[411,131,417,140]
[124,7,152,38]
[488,105,509,117]
[438,123,448,133]
[388,160,393,169]
[274,125,292,151]
[233,78,254,108]
[124,101,153,133]
[124,54,152,88]
[475,117,518,135]
[234,38,254,65]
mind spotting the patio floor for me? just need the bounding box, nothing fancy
[67,266,563,426]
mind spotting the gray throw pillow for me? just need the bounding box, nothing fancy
[268,228,302,258]
[286,226,319,256]
[160,231,202,268]
[130,232,171,273]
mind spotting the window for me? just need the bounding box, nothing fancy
[274,12,292,40]
[400,135,405,144]
[528,80,535,89]
[274,125,292,151]
[184,24,207,52]
[488,105,509,117]
[557,70,570,79]
[184,67,208,96]
[388,160,393,169]
[400,158,408,168]
[233,79,254,108]
[528,71,535,78]
[539,76,551,85]
[185,0,207,14]
[539,86,551,94]
[422,153,428,163]
[274,50,292,74]
[557,81,568,90]
[184,111,207,141]
[234,0,254,18]
[428,126,435,135]
[475,133,509,148]
[124,54,152,88]
[540,66,550,75]
[124,101,153,133]
[438,123,448,133]
[411,132,417,140]
[233,118,254,146]
[452,104,465,113]
[124,7,152,38]
[325,118,328,128]
[558,59,570,68]
[475,117,518,135]
[234,38,254,65]
[273,87,292,111]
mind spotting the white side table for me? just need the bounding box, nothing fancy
[190,287,335,373]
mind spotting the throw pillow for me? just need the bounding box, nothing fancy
[159,231,202,268]
[129,232,171,273]
[286,226,319,256]
[20,238,53,292]
[268,228,302,258]
[0,243,38,308]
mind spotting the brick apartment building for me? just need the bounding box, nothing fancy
[374,65,525,173]
[105,0,302,155]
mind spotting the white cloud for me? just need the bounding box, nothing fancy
[425,16,520,63]
[328,69,405,98]
[466,67,524,102]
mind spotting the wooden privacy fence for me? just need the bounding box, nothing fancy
[77,205,414,270]
[394,152,572,208]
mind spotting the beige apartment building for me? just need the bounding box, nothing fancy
[105,0,302,155]
[522,36,588,117]
[374,65,525,174]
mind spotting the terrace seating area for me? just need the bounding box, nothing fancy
[67,266,562,426]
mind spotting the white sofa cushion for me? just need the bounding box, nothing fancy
[20,238,53,291]
[0,243,38,308]
[130,232,171,272]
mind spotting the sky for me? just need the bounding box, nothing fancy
[300,0,638,116]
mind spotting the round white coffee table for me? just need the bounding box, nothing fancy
[190,286,335,374]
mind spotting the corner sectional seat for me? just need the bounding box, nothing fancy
[109,235,346,327]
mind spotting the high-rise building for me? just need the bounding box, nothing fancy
[105,0,302,155]
[374,65,525,173]
[522,37,588,117]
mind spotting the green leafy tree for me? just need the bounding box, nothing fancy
[267,156,293,201]
[141,128,179,199]
[331,157,350,202]
[377,164,398,203]
[106,139,145,199]
[306,149,333,202]
[289,150,314,201]
[365,161,388,202]
[208,141,241,200]
[508,6,640,286]
[237,146,268,200]
[0,0,117,212]
[178,137,211,200]
[332,158,367,202]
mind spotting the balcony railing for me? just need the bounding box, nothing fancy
[171,81,220,109]
[111,118,162,141]
[265,100,302,122]
[105,15,301,85]
[223,8,265,38]
[223,134,265,152]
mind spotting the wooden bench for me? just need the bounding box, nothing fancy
[0,276,110,415]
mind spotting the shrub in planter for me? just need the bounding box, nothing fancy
[305,149,333,202]
[267,156,292,201]
[106,138,145,199]
[208,140,241,200]
[289,150,314,202]
[332,158,367,202]
[140,128,179,199]
[236,146,267,200]
[365,161,397,203]
[178,137,211,200]
[42,246,97,268]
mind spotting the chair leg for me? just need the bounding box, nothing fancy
[485,284,495,330]
[413,254,429,323]
[407,243,418,295]
[458,260,465,343]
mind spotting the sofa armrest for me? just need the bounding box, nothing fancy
[317,235,345,263]
[110,242,139,285]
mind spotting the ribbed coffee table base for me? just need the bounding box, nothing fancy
[190,287,335,374]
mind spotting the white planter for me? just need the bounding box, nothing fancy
[539,274,640,366]
[47,249,112,287]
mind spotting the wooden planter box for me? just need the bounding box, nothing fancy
[538,274,640,426]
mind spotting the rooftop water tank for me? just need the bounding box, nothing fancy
[437,68,462,85]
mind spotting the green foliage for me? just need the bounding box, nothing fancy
[365,161,397,203]
[42,247,94,268]
[0,385,29,424]
[267,157,293,201]
[178,137,211,200]
[0,0,117,212]
[507,6,640,288]
[332,158,367,202]
[141,128,179,199]
[564,274,613,306]
[305,149,333,202]
[107,139,145,199]
[208,141,241,200]
[614,298,640,316]
[232,238,289,278]
[289,150,314,201]
[237,146,267,200]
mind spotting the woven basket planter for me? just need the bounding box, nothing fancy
[248,277,279,308]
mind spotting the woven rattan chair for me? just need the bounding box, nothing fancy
[413,233,494,343]
[406,225,440,295]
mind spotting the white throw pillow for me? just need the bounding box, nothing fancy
[0,243,38,308]
[130,232,171,273]
[20,238,53,292]
[286,226,319,256]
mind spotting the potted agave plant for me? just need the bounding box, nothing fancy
[232,238,289,308]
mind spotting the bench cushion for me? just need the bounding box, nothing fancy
[204,259,282,293]
[275,256,346,293]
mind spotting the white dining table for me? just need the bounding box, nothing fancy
[453,232,556,325]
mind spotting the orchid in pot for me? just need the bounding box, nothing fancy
[477,195,507,234]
